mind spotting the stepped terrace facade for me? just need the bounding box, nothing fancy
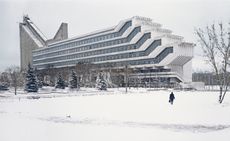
[20,16,194,86]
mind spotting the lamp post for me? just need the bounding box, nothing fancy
[149,68,152,89]
[125,65,128,93]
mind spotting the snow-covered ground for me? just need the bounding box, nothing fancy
[0,87,230,141]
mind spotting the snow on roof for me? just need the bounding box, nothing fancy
[179,42,196,47]
[47,18,134,47]
[26,19,48,41]
[132,16,162,28]
[165,34,184,40]
[48,25,116,47]
[132,16,152,22]
[22,25,44,47]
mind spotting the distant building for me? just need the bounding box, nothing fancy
[19,15,194,86]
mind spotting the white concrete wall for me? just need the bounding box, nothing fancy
[183,60,192,82]
[170,65,183,78]
[20,24,40,70]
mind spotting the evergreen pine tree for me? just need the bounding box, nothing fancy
[69,70,79,89]
[96,73,107,91]
[55,73,65,89]
[25,64,38,92]
[35,71,43,88]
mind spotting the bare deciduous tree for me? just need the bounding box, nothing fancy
[6,66,23,95]
[75,62,94,87]
[195,23,230,103]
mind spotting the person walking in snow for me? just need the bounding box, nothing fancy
[169,92,175,105]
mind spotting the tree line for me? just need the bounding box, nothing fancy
[0,64,108,95]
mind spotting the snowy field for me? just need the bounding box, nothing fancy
[0,87,230,141]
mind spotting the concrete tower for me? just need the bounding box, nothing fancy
[19,15,68,70]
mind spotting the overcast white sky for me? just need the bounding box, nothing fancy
[1,0,230,72]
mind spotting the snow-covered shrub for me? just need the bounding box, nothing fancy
[0,83,9,91]
[96,73,107,91]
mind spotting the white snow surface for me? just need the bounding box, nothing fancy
[0,87,230,141]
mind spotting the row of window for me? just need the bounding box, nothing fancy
[35,47,173,69]
[33,38,160,66]
[33,26,141,60]
[137,69,171,73]
[34,31,149,64]
[33,21,132,56]
[129,77,172,84]
[156,47,173,63]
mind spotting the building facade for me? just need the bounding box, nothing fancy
[20,16,194,87]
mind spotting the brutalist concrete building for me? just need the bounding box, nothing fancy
[20,15,194,87]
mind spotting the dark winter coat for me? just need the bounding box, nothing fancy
[169,92,175,101]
